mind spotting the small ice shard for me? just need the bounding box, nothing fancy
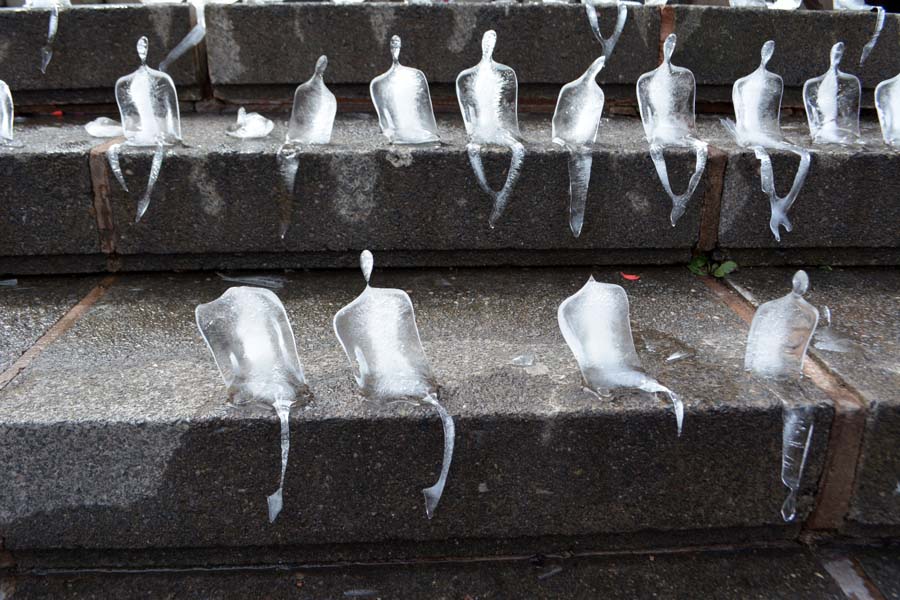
[333,250,455,518]
[803,43,862,146]
[111,36,182,223]
[875,68,900,147]
[582,1,628,60]
[0,278,17,287]
[722,41,812,242]
[26,0,69,74]
[226,107,274,139]
[666,350,691,362]
[780,404,815,521]
[834,0,885,68]
[370,35,440,145]
[636,34,708,227]
[511,352,536,367]
[0,80,15,145]
[729,0,801,9]
[558,276,684,436]
[745,270,819,378]
[456,31,526,228]
[84,117,124,138]
[196,286,309,523]
[813,306,854,353]
[217,272,287,289]
[279,55,337,239]
[552,56,606,237]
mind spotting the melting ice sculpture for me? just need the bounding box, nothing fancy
[456,30,525,228]
[876,69,900,147]
[276,55,337,239]
[803,42,862,146]
[582,1,628,61]
[636,34,708,227]
[226,107,274,139]
[552,56,606,238]
[0,81,15,146]
[370,35,440,145]
[333,250,455,519]
[835,0,885,68]
[744,270,819,522]
[558,276,684,436]
[722,41,812,242]
[108,37,182,223]
[195,286,309,523]
[26,0,69,74]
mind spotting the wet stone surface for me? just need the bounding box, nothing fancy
[0,267,831,552]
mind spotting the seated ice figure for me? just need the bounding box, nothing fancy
[876,69,900,147]
[803,42,862,146]
[0,81,15,145]
[287,55,337,145]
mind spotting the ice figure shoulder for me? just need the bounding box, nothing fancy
[552,56,607,150]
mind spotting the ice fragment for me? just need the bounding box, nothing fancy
[803,43,862,146]
[813,306,854,353]
[511,352,536,367]
[84,117,124,138]
[226,107,274,139]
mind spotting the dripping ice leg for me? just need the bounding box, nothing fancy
[780,405,815,522]
[276,144,301,239]
[755,144,812,241]
[421,393,455,519]
[489,137,526,228]
[40,4,59,74]
[135,141,166,223]
[106,143,129,193]
[859,6,885,68]
[566,147,593,238]
[267,397,293,523]
[465,142,496,198]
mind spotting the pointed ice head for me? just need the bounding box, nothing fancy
[287,55,337,145]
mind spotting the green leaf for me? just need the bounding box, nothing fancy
[713,260,738,278]
[687,255,709,276]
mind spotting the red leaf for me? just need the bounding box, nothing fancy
[620,272,641,281]
[50,110,63,117]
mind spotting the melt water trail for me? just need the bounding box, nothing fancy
[780,405,815,521]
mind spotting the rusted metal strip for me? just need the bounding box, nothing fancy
[89,138,124,255]
[697,146,727,252]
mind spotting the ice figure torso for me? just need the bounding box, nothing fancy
[732,42,784,147]
[370,36,439,145]
[744,270,819,378]
[552,57,606,150]
[0,80,14,144]
[637,49,695,144]
[876,72,900,146]
[803,43,861,145]
[287,55,337,145]
[456,31,520,145]
[115,37,182,147]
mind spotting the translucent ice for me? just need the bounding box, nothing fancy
[0,80,15,145]
[813,306,854,353]
[636,34,708,226]
[456,31,526,228]
[370,35,440,145]
[875,69,900,147]
[84,117,124,138]
[780,404,815,521]
[834,0,885,68]
[721,41,812,242]
[217,272,287,289]
[195,286,309,522]
[511,352,536,367]
[333,250,455,518]
[226,107,274,139]
[109,37,182,223]
[157,0,243,73]
[26,0,69,74]
[728,0,802,9]
[803,43,862,146]
[552,56,606,237]
[582,1,628,61]
[558,276,684,435]
[744,270,819,379]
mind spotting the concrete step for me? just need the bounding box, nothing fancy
[2,113,898,275]
[0,266,893,563]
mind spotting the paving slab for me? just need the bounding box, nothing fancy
[854,545,900,599]
[0,267,832,553]
[5,547,845,599]
[0,5,203,105]
[726,267,900,535]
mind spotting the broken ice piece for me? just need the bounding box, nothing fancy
[226,107,274,139]
[558,275,684,435]
[722,41,811,242]
[370,35,440,145]
[333,250,455,518]
[552,56,606,238]
[0,80,15,145]
[511,352,536,367]
[196,286,309,523]
[26,0,69,74]
[744,270,819,379]
[84,117,124,138]
[803,43,862,146]
[875,69,900,147]
[636,33,708,227]
[813,306,854,353]
[780,403,815,521]
[456,30,526,228]
[834,0,885,68]
[582,1,627,61]
[110,36,182,223]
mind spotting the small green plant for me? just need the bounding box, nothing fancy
[688,255,738,278]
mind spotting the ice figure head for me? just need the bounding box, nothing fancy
[333,250,437,401]
[731,41,785,147]
[552,56,606,149]
[803,43,862,146]
[370,35,440,145]
[287,55,337,145]
[195,286,308,406]
[637,34,697,144]
[744,270,819,379]
[456,30,521,144]
[875,71,900,146]
[0,80,14,144]
[115,37,182,147]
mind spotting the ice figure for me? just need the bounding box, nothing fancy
[744,270,819,522]
[875,69,900,147]
[84,117,124,138]
[558,276,684,436]
[26,0,69,74]
[370,36,439,145]
[582,1,628,60]
[277,55,337,239]
[107,37,182,223]
[835,0,885,68]
[195,286,309,522]
[456,31,526,228]
[0,81,15,146]
[636,34,708,226]
[552,57,606,237]
[803,43,862,146]
[721,41,812,242]
[226,107,274,139]
[333,250,455,518]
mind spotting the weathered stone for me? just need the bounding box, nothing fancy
[0,268,831,552]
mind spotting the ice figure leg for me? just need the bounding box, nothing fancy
[753,144,812,242]
[649,138,708,227]
[421,394,455,519]
[583,0,628,59]
[106,143,129,193]
[136,141,165,223]
[859,6,885,68]
[566,147,594,238]
[40,4,59,74]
